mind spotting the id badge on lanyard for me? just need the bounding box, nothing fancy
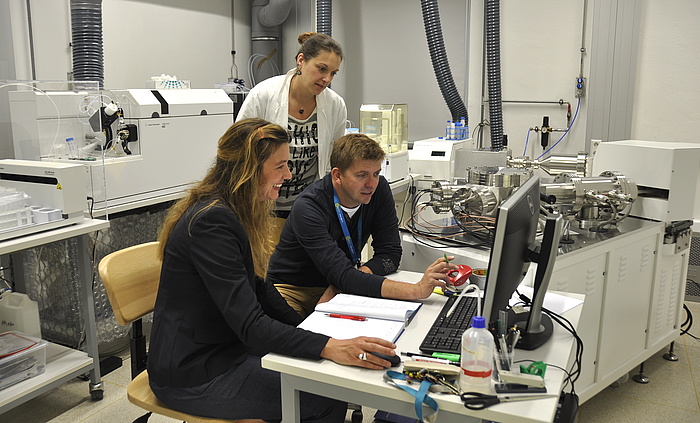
[333,189,362,268]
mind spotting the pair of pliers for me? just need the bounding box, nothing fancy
[460,392,558,410]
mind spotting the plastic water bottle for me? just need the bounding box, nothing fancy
[66,137,78,158]
[445,120,453,139]
[460,315,494,393]
[454,122,463,140]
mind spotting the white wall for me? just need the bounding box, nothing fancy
[479,1,588,158]
[632,1,700,143]
[4,0,700,149]
[22,0,243,90]
[330,1,469,141]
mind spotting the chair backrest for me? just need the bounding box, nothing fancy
[99,241,162,326]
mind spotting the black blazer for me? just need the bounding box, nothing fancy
[148,200,329,388]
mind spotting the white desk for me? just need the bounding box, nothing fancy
[0,218,110,413]
[262,271,583,423]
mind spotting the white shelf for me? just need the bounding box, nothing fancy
[0,218,110,414]
[0,219,109,255]
[0,342,94,413]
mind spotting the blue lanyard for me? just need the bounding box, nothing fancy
[333,189,362,268]
[385,371,439,421]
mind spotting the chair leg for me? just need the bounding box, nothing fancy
[133,411,152,423]
[348,403,363,423]
[131,319,148,379]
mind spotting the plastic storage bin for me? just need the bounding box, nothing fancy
[0,331,47,391]
[0,292,42,338]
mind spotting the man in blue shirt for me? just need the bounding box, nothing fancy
[267,133,454,317]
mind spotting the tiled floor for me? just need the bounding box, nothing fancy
[2,301,700,422]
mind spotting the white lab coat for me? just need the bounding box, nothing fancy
[236,68,348,177]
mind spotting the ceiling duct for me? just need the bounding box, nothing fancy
[70,0,104,88]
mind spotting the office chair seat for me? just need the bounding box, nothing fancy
[128,370,237,423]
[99,242,240,423]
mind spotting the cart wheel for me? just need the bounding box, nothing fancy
[91,389,104,401]
[351,409,363,423]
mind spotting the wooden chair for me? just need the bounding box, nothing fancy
[99,241,238,423]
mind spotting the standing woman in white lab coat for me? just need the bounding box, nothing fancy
[237,32,347,218]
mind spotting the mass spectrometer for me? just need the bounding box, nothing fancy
[401,139,700,405]
[591,140,700,224]
[9,88,234,214]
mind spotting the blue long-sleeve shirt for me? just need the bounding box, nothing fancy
[267,174,402,298]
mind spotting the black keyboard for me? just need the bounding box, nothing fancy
[419,295,478,355]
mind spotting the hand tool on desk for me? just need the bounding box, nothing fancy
[459,392,558,410]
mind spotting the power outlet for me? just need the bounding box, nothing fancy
[575,75,585,98]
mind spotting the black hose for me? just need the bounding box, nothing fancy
[70,0,104,88]
[420,0,468,123]
[485,0,504,150]
[317,0,332,36]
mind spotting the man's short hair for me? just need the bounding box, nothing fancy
[330,134,386,171]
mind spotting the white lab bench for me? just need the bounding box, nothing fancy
[263,270,584,423]
[0,218,110,413]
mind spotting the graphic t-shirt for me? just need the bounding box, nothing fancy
[276,110,319,211]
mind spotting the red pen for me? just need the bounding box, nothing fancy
[328,314,367,321]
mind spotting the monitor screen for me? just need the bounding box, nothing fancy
[480,176,563,349]
[481,175,540,323]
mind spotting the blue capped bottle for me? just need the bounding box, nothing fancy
[460,315,494,393]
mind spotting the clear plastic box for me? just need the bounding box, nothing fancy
[0,331,47,391]
[359,104,408,154]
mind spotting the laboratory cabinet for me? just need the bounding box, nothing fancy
[548,219,686,402]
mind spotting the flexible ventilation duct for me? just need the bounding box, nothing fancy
[485,0,504,150]
[251,0,292,84]
[317,0,332,36]
[420,0,468,124]
[70,0,104,88]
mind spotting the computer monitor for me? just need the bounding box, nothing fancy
[481,175,564,350]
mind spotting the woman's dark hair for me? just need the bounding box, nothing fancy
[296,32,344,62]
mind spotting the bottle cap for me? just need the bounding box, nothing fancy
[105,103,119,116]
[471,315,486,328]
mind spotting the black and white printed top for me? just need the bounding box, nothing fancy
[276,110,319,211]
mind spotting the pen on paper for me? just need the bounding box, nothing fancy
[328,314,367,321]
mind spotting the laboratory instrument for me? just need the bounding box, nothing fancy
[9,88,234,214]
[0,159,86,240]
[360,104,408,182]
[402,139,700,403]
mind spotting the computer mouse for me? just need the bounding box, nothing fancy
[370,352,401,367]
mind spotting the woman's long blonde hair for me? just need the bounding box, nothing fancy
[158,118,289,277]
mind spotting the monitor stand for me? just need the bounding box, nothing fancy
[508,309,554,350]
[508,214,563,350]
